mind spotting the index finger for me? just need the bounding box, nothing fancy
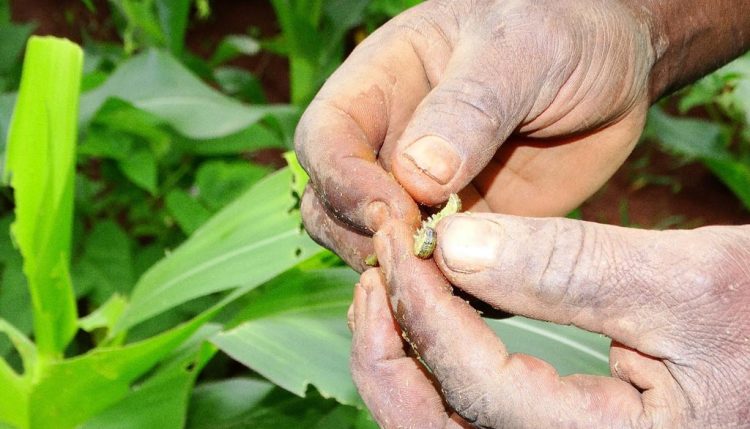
[373,221,652,428]
[294,7,445,232]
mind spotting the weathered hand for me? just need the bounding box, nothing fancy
[350,217,750,428]
[297,0,656,270]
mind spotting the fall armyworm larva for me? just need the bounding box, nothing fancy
[413,193,461,258]
[363,193,462,266]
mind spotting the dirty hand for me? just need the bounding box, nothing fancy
[350,217,750,428]
[296,0,659,271]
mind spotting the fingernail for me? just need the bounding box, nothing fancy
[439,216,503,273]
[365,201,391,231]
[403,136,461,185]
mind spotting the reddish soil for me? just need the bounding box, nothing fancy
[582,144,750,228]
[12,1,750,229]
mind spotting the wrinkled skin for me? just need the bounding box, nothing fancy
[297,0,654,270]
[351,218,750,428]
[295,0,750,427]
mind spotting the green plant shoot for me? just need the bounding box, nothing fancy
[4,36,83,358]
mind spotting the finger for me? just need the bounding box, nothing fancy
[389,28,563,206]
[301,186,373,272]
[434,213,750,356]
[294,6,452,232]
[301,183,491,272]
[351,269,469,429]
[375,222,646,428]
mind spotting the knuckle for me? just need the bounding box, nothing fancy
[532,219,588,307]
[442,380,500,427]
[430,77,503,133]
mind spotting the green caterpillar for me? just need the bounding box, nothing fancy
[413,193,462,258]
[363,193,462,266]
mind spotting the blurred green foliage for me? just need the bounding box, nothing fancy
[645,52,750,210]
[0,0,745,428]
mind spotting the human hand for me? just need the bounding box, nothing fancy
[297,0,657,271]
[350,216,750,428]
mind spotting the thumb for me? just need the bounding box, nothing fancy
[390,41,547,205]
[434,213,750,353]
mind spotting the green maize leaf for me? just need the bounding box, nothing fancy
[118,168,322,332]
[80,339,215,429]
[0,319,33,428]
[283,151,309,197]
[79,294,128,334]
[187,378,376,429]
[27,304,216,429]
[0,354,26,429]
[212,268,360,406]
[79,49,295,139]
[486,317,611,376]
[214,265,612,408]
[164,190,212,235]
[72,221,135,304]
[195,160,271,211]
[0,216,32,359]
[4,36,82,357]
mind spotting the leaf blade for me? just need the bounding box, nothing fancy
[4,36,83,357]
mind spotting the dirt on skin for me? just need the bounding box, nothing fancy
[12,0,750,230]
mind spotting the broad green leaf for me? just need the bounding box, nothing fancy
[28,305,215,429]
[486,317,611,376]
[0,319,34,428]
[79,127,135,160]
[0,20,35,79]
[645,107,728,160]
[0,216,31,359]
[188,379,374,429]
[165,190,212,235]
[111,0,166,52]
[80,49,295,139]
[213,67,267,104]
[79,294,128,334]
[646,107,750,210]
[210,35,261,66]
[705,158,750,209]
[0,353,26,429]
[196,160,271,211]
[155,0,191,55]
[80,340,213,429]
[4,36,82,357]
[0,318,36,368]
[118,149,158,195]
[178,123,283,155]
[715,53,750,125]
[187,378,275,428]
[212,268,360,405]
[72,221,135,303]
[90,99,172,158]
[118,168,322,331]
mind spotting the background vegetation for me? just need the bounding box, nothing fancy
[0,1,747,428]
